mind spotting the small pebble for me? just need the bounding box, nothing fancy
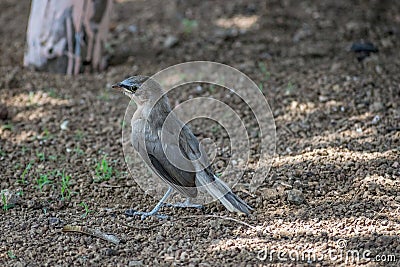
[287,189,305,205]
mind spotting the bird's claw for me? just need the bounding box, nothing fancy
[125,209,168,220]
[136,211,168,220]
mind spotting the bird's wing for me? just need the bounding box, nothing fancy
[160,114,211,169]
[179,124,214,173]
[132,118,197,198]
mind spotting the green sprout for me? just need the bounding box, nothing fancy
[18,162,33,184]
[74,130,84,141]
[46,88,60,99]
[94,156,113,182]
[1,191,8,211]
[36,152,45,161]
[1,190,15,211]
[13,163,21,170]
[48,155,57,161]
[7,251,16,259]
[258,62,271,82]
[37,173,52,191]
[120,120,127,128]
[59,170,72,200]
[79,201,92,218]
[259,82,264,92]
[38,128,53,141]
[286,81,295,95]
[73,145,84,156]
[208,84,216,94]
[211,124,222,133]
[182,18,198,34]
[1,123,14,131]
[21,146,28,155]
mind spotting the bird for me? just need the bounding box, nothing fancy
[112,75,253,219]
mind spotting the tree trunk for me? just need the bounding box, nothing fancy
[24,0,113,75]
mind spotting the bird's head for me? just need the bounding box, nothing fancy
[112,75,148,97]
[112,75,165,105]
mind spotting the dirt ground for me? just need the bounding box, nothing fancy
[1,0,399,266]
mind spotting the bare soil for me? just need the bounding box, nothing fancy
[0,0,399,266]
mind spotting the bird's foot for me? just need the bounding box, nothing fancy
[125,209,168,220]
[125,187,173,220]
[164,198,203,209]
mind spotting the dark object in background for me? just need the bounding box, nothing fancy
[0,104,8,120]
[350,42,378,61]
[24,0,113,75]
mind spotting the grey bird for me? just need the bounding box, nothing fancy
[112,76,253,219]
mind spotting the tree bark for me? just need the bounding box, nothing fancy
[24,0,113,75]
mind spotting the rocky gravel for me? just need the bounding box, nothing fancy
[0,0,399,266]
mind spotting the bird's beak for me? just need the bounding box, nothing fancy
[112,82,123,90]
[112,82,135,96]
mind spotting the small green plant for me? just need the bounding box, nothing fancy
[7,251,16,259]
[37,173,52,191]
[46,88,60,99]
[1,191,8,211]
[21,146,28,155]
[48,155,57,161]
[182,18,198,34]
[286,81,295,95]
[18,162,33,184]
[120,120,127,128]
[59,170,72,200]
[94,156,113,182]
[259,82,264,92]
[36,151,45,161]
[73,145,84,156]
[208,84,216,94]
[1,190,15,211]
[1,123,14,131]
[74,130,84,141]
[13,163,21,170]
[211,124,222,133]
[258,62,271,82]
[40,128,53,140]
[79,201,92,218]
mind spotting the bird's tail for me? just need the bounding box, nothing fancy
[197,173,253,215]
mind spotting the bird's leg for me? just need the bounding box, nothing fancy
[126,187,173,220]
[164,198,203,209]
